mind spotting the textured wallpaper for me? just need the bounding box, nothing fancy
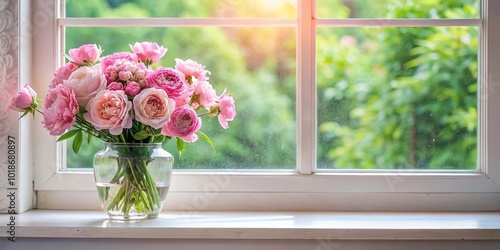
[0,0,19,213]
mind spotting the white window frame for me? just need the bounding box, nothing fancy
[30,0,500,211]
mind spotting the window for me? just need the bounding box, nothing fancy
[62,1,297,170]
[316,1,479,170]
[32,0,500,211]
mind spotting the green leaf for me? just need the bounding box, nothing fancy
[57,129,80,142]
[72,130,83,154]
[176,137,185,158]
[19,110,30,119]
[198,131,215,151]
[133,130,150,141]
[87,132,93,144]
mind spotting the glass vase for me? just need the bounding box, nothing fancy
[93,143,173,220]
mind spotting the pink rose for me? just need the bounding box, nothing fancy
[50,63,78,88]
[175,58,210,81]
[100,52,138,70]
[133,88,176,129]
[42,85,79,136]
[130,42,167,64]
[64,65,107,106]
[68,44,102,65]
[10,84,37,112]
[217,90,236,129]
[83,90,132,135]
[161,106,201,142]
[124,81,141,96]
[145,67,193,106]
[194,81,217,108]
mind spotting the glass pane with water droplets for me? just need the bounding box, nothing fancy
[317,26,478,170]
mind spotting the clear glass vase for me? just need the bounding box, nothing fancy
[93,143,173,220]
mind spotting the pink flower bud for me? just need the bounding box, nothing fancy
[124,81,141,96]
[135,69,146,80]
[10,84,37,112]
[107,82,124,91]
[118,71,132,81]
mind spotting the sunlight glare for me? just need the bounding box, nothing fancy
[262,0,297,10]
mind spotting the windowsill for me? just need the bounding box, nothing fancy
[1,210,500,240]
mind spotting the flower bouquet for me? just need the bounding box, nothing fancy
[10,42,236,219]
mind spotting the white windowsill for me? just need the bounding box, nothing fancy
[1,210,500,240]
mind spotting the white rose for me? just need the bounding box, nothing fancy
[64,65,107,106]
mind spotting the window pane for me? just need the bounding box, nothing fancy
[64,26,296,170]
[316,0,478,19]
[65,0,296,18]
[317,26,478,170]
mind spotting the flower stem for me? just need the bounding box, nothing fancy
[104,147,161,217]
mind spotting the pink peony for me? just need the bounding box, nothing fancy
[133,88,176,129]
[42,85,79,136]
[145,67,193,106]
[194,80,217,108]
[175,58,210,81]
[217,90,236,129]
[83,90,132,135]
[100,52,138,70]
[107,82,124,91]
[50,63,78,88]
[130,42,167,64]
[124,81,141,96]
[161,106,201,142]
[64,65,107,106]
[10,84,37,112]
[68,44,102,65]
